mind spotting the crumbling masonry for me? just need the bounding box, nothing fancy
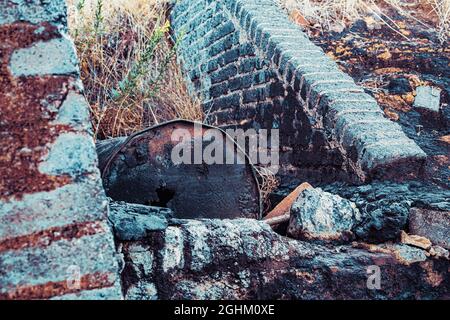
[171,0,426,184]
[0,0,448,300]
[0,0,122,299]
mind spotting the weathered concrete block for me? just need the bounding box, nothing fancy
[53,90,91,129]
[0,0,67,26]
[0,176,108,241]
[161,227,185,273]
[342,122,409,157]
[184,221,213,271]
[323,100,381,127]
[124,242,154,278]
[306,80,360,107]
[0,1,122,299]
[360,140,426,173]
[0,226,119,299]
[38,132,99,178]
[108,201,172,241]
[334,112,392,138]
[414,86,441,114]
[9,35,79,76]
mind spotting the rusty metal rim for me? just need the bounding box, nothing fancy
[100,119,263,219]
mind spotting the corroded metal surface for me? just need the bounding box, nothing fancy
[97,120,262,219]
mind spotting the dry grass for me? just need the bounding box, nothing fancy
[254,166,280,213]
[67,0,202,140]
[280,0,450,42]
[429,0,450,43]
[282,0,365,30]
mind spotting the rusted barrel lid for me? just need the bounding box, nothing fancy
[97,120,262,219]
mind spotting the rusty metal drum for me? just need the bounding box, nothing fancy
[97,120,262,219]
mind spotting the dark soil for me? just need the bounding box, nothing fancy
[303,3,450,188]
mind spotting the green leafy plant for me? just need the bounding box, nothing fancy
[77,0,86,11]
[94,0,104,34]
[112,20,171,100]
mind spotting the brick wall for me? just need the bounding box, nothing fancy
[0,0,122,299]
[171,0,427,184]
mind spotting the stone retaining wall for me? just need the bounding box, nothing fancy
[121,218,449,300]
[0,0,122,300]
[171,0,427,183]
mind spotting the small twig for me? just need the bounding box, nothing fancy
[149,105,159,125]
[363,2,411,41]
[383,0,431,30]
[202,102,214,125]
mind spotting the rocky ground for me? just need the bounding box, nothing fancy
[109,177,449,299]
[299,2,450,188]
[111,200,448,300]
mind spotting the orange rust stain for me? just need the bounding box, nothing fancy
[377,50,392,61]
[384,108,400,121]
[375,92,412,112]
[402,92,415,105]
[420,261,444,287]
[295,270,315,284]
[438,135,450,144]
[0,272,115,300]
[0,23,75,200]
[0,221,106,252]
[373,67,404,75]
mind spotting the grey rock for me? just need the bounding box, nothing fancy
[38,132,99,178]
[287,188,361,242]
[161,226,185,272]
[125,283,158,300]
[322,181,450,243]
[394,244,428,264]
[414,86,441,114]
[123,242,154,277]
[108,201,172,241]
[354,199,410,243]
[53,91,91,130]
